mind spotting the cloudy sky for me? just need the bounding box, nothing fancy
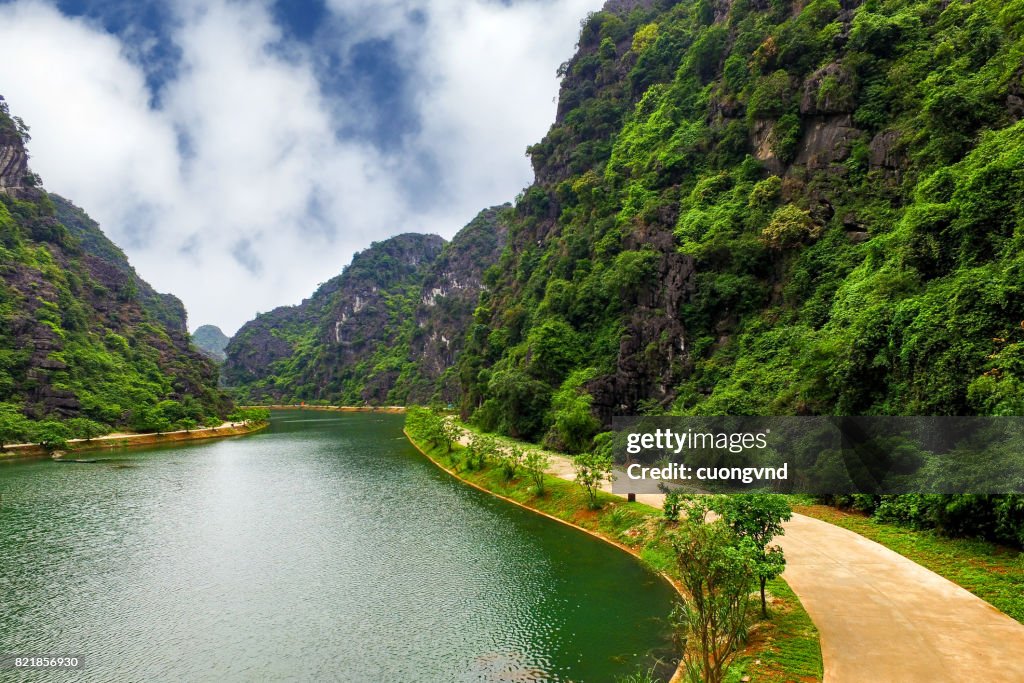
[0,0,602,334]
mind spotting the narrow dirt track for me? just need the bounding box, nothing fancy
[453,425,1024,682]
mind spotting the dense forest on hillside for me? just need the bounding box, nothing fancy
[0,99,230,443]
[457,0,1024,448]
[224,0,1024,441]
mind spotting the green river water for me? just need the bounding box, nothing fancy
[0,411,676,682]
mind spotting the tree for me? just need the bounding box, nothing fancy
[466,432,497,470]
[155,399,185,424]
[439,419,459,454]
[523,448,552,495]
[0,404,31,449]
[545,368,601,453]
[32,420,71,451]
[670,499,757,683]
[483,368,552,440]
[133,406,171,434]
[67,417,107,441]
[573,450,614,509]
[179,418,198,433]
[525,319,580,384]
[761,204,820,249]
[407,408,460,455]
[662,488,686,522]
[498,444,525,481]
[711,494,793,617]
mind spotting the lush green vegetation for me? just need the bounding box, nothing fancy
[224,209,508,407]
[223,234,444,405]
[442,0,1024,548]
[820,492,1024,548]
[462,0,1024,429]
[406,409,822,682]
[221,0,1024,551]
[795,502,1024,622]
[0,102,229,441]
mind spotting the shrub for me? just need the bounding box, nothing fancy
[523,448,552,495]
[761,204,820,249]
[573,449,614,509]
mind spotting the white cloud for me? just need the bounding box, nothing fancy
[0,0,602,334]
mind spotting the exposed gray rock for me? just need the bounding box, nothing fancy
[794,115,862,170]
[869,129,906,170]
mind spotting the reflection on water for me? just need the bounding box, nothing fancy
[0,411,675,682]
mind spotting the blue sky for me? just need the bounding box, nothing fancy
[0,0,602,332]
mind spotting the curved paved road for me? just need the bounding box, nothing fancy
[453,426,1024,682]
[777,513,1024,682]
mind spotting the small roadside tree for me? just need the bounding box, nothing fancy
[466,433,496,470]
[523,448,551,495]
[67,417,107,441]
[32,420,71,451]
[670,499,757,683]
[662,488,686,522]
[440,419,459,454]
[711,494,792,617]
[498,444,525,481]
[0,404,31,449]
[573,450,614,509]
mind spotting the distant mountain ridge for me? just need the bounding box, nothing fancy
[222,207,507,404]
[192,325,229,362]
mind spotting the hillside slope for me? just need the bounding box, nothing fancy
[454,0,1024,448]
[0,98,230,432]
[224,0,1024,441]
[223,232,446,403]
[223,206,509,405]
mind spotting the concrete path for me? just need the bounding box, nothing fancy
[452,424,1024,682]
[777,513,1024,683]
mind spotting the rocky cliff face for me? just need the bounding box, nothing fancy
[0,97,31,196]
[404,207,508,404]
[0,99,230,425]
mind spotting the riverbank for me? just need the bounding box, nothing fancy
[0,421,268,461]
[243,405,406,413]
[404,424,822,683]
